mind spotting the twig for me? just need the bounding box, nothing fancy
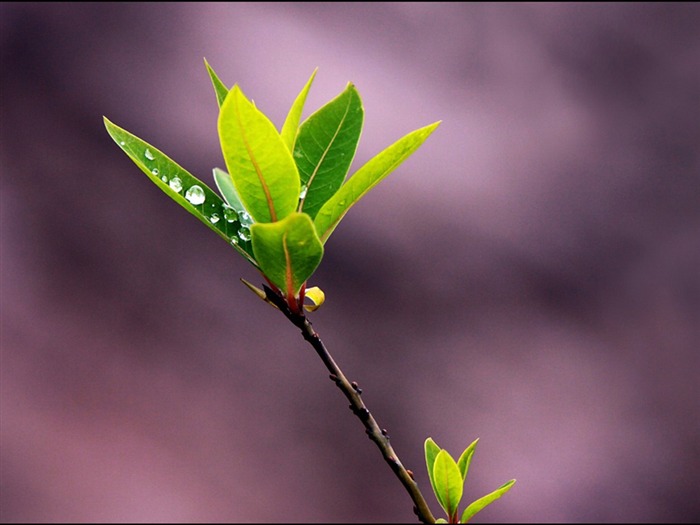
[262,285,436,524]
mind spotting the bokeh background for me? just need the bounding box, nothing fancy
[2,2,699,523]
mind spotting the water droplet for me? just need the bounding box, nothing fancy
[120,141,126,146]
[230,237,239,245]
[169,177,183,193]
[299,185,308,200]
[161,175,168,183]
[238,226,251,242]
[223,206,238,223]
[144,148,155,161]
[238,210,252,225]
[209,213,220,224]
[185,185,206,205]
[151,168,159,175]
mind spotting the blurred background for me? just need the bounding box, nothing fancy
[2,2,699,523]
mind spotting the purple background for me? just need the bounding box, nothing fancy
[2,3,699,523]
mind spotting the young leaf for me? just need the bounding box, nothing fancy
[460,480,516,523]
[303,286,325,312]
[204,58,229,108]
[218,85,300,223]
[425,438,442,508]
[280,68,318,152]
[314,121,440,243]
[104,117,257,266]
[294,83,363,220]
[251,212,323,302]
[433,449,464,521]
[213,167,249,217]
[457,438,479,483]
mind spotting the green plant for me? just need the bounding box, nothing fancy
[425,438,515,523]
[104,59,515,523]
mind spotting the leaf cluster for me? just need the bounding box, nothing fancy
[104,60,439,313]
[425,438,516,523]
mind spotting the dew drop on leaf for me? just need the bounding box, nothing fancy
[144,148,155,161]
[209,213,220,224]
[299,185,308,200]
[238,210,252,226]
[230,237,239,245]
[152,168,159,175]
[185,185,206,205]
[223,206,238,223]
[238,226,251,242]
[161,175,168,183]
[169,177,183,193]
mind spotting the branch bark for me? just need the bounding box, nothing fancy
[262,285,436,524]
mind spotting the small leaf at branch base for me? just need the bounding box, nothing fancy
[303,286,326,312]
[433,449,463,521]
[457,438,479,483]
[251,212,323,302]
[425,437,442,508]
[460,479,516,524]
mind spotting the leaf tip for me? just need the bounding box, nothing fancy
[428,120,442,131]
[241,278,279,310]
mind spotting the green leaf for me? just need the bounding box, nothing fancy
[457,438,479,483]
[294,83,363,220]
[104,117,258,266]
[433,449,463,521]
[314,121,440,243]
[218,85,300,223]
[251,212,323,300]
[280,68,317,152]
[213,167,249,217]
[204,58,229,108]
[460,480,516,523]
[425,438,442,508]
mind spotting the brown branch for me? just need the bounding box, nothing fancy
[263,285,436,524]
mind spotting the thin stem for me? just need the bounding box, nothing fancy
[263,286,436,524]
